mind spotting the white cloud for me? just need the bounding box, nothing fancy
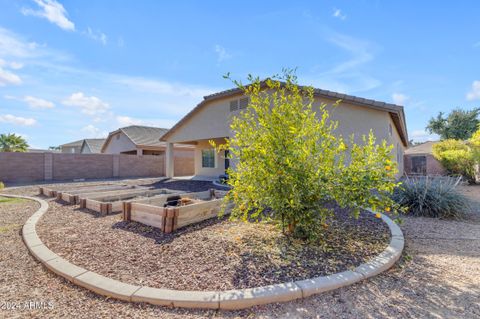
[0,59,24,69]
[214,45,232,62]
[62,92,109,116]
[116,115,176,128]
[0,28,40,59]
[466,80,480,101]
[304,31,379,93]
[0,67,22,86]
[4,95,55,109]
[81,124,107,138]
[24,96,55,109]
[114,76,216,99]
[85,27,107,45]
[0,114,36,126]
[392,93,409,106]
[409,130,439,143]
[332,8,347,20]
[21,0,75,31]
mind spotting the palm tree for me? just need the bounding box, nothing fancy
[0,133,29,152]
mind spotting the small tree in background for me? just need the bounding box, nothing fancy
[214,70,400,241]
[426,108,480,140]
[0,133,29,152]
[433,139,476,183]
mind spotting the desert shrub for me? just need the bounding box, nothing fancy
[214,70,400,241]
[392,176,469,219]
[432,139,476,183]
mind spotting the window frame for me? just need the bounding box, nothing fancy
[201,148,216,168]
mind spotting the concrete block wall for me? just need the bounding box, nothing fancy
[0,152,180,183]
[118,154,165,178]
[53,154,114,180]
[0,152,45,182]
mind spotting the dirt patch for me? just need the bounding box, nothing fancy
[36,201,389,290]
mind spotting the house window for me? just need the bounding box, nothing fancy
[239,97,249,109]
[229,100,239,112]
[202,149,215,168]
[411,156,427,175]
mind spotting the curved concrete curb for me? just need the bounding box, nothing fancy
[6,193,404,310]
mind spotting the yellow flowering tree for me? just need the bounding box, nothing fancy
[215,70,400,240]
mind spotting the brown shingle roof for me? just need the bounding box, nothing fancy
[405,141,438,155]
[82,139,106,153]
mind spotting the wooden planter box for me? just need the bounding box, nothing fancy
[39,183,119,198]
[57,185,149,204]
[126,189,231,233]
[78,188,184,215]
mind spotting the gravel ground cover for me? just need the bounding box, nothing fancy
[34,200,389,290]
[0,180,478,318]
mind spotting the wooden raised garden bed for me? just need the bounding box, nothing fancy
[125,189,231,233]
[57,185,150,204]
[39,183,120,198]
[78,188,184,215]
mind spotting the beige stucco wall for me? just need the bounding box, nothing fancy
[61,145,81,154]
[80,144,91,154]
[194,139,227,177]
[102,132,137,154]
[166,94,406,177]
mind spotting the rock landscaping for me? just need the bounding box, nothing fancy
[0,180,478,318]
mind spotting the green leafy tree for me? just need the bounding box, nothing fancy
[0,133,29,152]
[426,108,480,140]
[432,139,476,183]
[214,70,400,241]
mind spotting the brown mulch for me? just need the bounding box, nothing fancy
[35,199,389,290]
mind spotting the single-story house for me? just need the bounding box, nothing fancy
[160,83,409,179]
[80,139,106,154]
[404,141,446,176]
[101,125,194,156]
[59,139,84,153]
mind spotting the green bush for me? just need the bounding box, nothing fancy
[0,181,4,190]
[392,176,469,219]
[215,70,400,241]
[432,139,476,183]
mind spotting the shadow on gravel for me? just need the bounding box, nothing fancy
[139,178,228,192]
[111,215,229,245]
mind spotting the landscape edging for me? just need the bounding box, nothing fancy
[4,193,404,310]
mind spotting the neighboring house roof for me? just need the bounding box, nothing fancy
[101,125,169,152]
[27,148,59,153]
[81,139,106,153]
[60,139,84,147]
[405,141,438,155]
[160,81,409,146]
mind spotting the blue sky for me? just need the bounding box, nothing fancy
[0,0,479,148]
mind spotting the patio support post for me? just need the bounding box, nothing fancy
[166,142,174,178]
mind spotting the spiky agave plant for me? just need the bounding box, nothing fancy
[392,176,469,219]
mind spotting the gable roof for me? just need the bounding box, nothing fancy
[101,125,169,152]
[160,82,409,146]
[81,138,106,153]
[60,139,84,147]
[405,141,438,155]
